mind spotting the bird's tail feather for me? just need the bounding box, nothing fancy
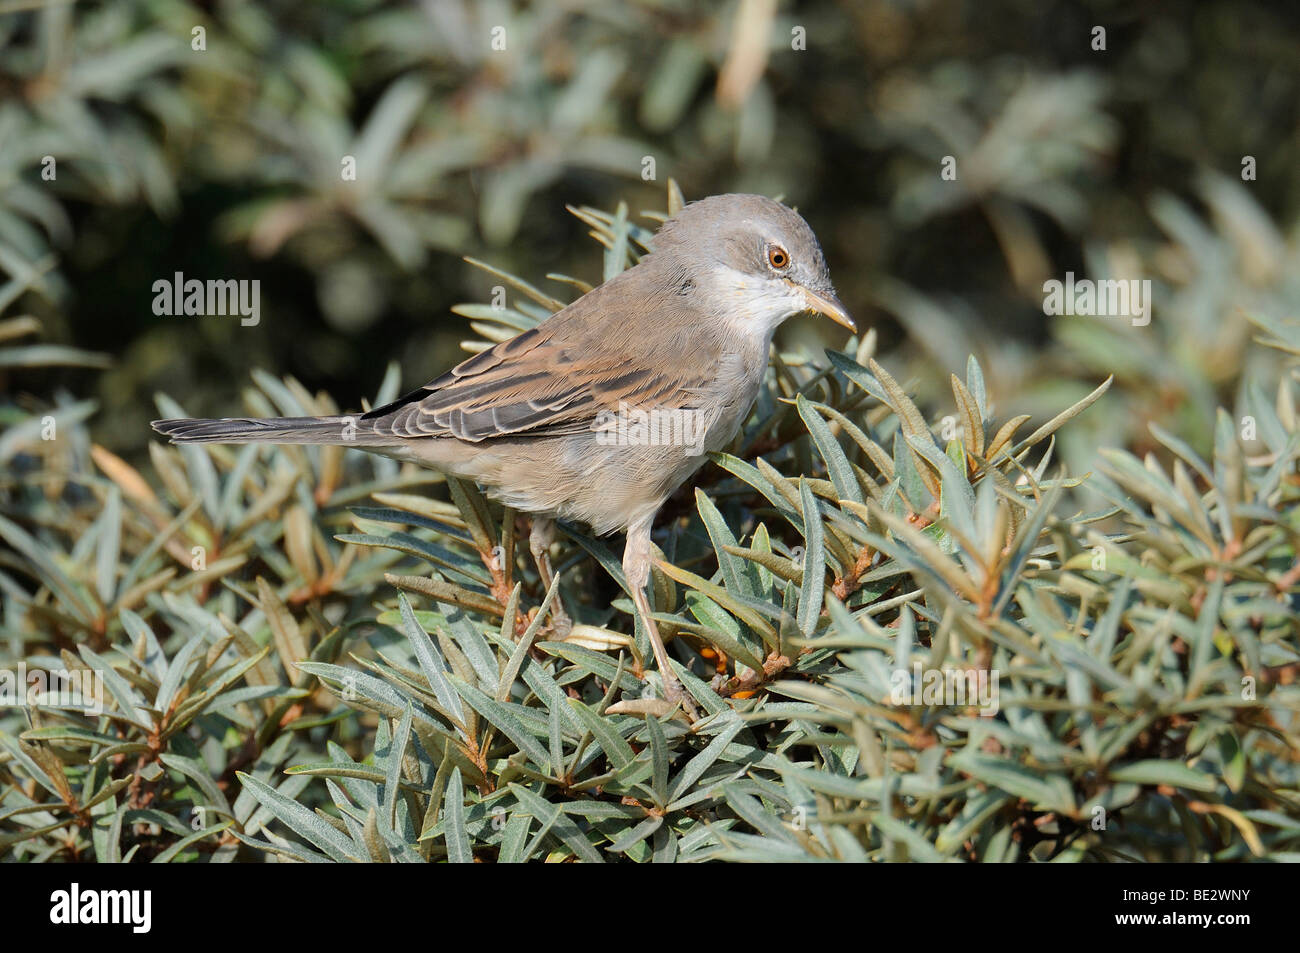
[152,416,401,446]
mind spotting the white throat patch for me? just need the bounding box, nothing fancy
[708,265,807,337]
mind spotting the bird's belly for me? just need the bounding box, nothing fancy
[496,434,715,535]
[427,402,745,535]
[395,358,764,536]
[555,380,760,532]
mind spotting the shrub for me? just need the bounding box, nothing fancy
[3,186,1296,862]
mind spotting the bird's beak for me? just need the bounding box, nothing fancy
[788,280,855,331]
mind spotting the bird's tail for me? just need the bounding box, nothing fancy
[151,416,401,446]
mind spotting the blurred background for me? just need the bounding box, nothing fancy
[3,0,1299,478]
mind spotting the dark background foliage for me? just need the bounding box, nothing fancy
[6,0,1297,464]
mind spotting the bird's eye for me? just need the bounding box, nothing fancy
[767,245,789,269]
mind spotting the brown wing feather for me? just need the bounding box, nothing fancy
[361,317,707,443]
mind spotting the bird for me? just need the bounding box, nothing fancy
[153,193,853,720]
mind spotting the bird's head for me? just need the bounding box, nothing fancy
[651,193,854,336]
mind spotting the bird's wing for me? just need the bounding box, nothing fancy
[361,323,709,442]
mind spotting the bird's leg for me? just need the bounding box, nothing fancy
[623,517,699,720]
[528,516,572,636]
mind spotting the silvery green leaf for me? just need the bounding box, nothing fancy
[796,478,825,637]
[236,772,360,862]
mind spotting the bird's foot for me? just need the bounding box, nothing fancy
[660,670,700,723]
[546,605,573,639]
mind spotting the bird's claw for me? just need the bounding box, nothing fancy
[660,673,700,722]
[546,609,573,639]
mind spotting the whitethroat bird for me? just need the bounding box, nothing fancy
[154,193,854,719]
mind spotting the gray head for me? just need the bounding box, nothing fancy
[651,193,853,334]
